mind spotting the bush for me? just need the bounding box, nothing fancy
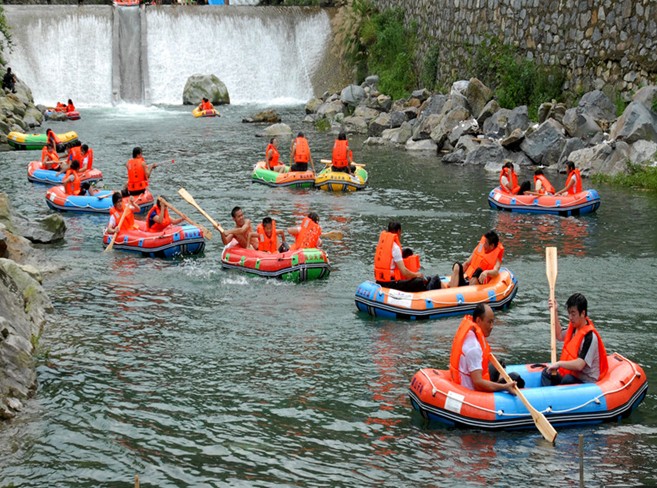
[593,163,657,192]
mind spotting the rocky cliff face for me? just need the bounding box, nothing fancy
[0,74,44,147]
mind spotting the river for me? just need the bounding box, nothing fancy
[1,104,656,486]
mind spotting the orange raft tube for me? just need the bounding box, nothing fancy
[251,160,315,189]
[408,353,647,430]
[102,221,206,258]
[488,186,601,216]
[355,268,518,320]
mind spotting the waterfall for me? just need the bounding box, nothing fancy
[3,5,332,106]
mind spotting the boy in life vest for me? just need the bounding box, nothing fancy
[288,212,322,250]
[555,161,583,196]
[542,293,608,386]
[290,132,312,172]
[499,160,531,195]
[526,168,555,195]
[220,206,259,250]
[265,137,285,173]
[331,132,355,174]
[257,217,287,253]
[450,303,521,392]
[123,147,158,197]
[447,230,504,288]
[61,160,97,196]
[41,140,60,170]
[80,144,94,171]
[107,192,140,235]
[146,197,184,232]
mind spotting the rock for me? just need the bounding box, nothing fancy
[418,95,448,117]
[405,138,438,152]
[578,90,616,126]
[44,111,67,122]
[376,94,393,112]
[483,106,531,138]
[500,127,525,147]
[450,80,469,96]
[411,88,431,102]
[448,118,479,146]
[463,141,506,165]
[629,140,657,164]
[430,106,471,148]
[570,141,631,176]
[305,97,323,114]
[242,110,281,124]
[340,84,366,107]
[520,118,567,166]
[455,134,484,154]
[14,214,66,245]
[412,113,442,140]
[368,112,391,137]
[182,74,230,105]
[464,78,493,119]
[477,99,501,127]
[562,108,603,139]
[263,123,292,137]
[362,75,379,89]
[389,111,407,128]
[632,85,657,112]
[342,116,368,134]
[316,100,345,119]
[382,121,413,145]
[537,102,552,124]
[363,136,385,146]
[558,137,590,165]
[353,105,381,122]
[402,106,419,120]
[0,229,6,258]
[610,101,657,144]
[442,149,466,164]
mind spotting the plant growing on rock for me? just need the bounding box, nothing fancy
[0,6,13,66]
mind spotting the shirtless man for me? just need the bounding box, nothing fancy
[220,206,259,250]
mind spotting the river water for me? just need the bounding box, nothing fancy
[0,105,656,487]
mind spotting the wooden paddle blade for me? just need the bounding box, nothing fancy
[489,353,558,444]
[322,230,343,240]
[177,187,224,233]
[546,246,558,364]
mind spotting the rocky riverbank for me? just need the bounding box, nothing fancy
[0,193,65,420]
[304,78,657,177]
[0,72,44,149]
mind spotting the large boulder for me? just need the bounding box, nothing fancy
[342,116,368,134]
[464,78,493,119]
[353,105,381,122]
[412,113,442,140]
[558,137,590,165]
[483,106,530,138]
[430,106,471,148]
[305,97,323,114]
[316,100,346,120]
[242,110,281,124]
[340,84,366,107]
[578,90,616,128]
[13,214,66,245]
[632,85,657,112]
[463,141,506,165]
[182,74,230,105]
[476,99,501,127]
[381,121,413,145]
[562,108,603,139]
[569,141,631,176]
[368,112,391,137]
[629,140,657,164]
[520,118,567,166]
[263,123,292,137]
[610,101,657,144]
[405,138,437,152]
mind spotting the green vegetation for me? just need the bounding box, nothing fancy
[314,117,331,132]
[593,163,657,192]
[652,97,657,114]
[0,6,12,66]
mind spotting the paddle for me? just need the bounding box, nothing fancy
[322,230,343,240]
[158,196,213,239]
[104,207,129,253]
[177,188,225,233]
[489,353,558,443]
[320,158,366,168]
[546,247,558,364]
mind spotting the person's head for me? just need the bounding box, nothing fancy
[269,137,277,146]
[6,67,11,74]
[566,161,576,172]
[231,206,244,225]
[337,132,347,141]
[262,216,273,236]
[81,144,89,154]
[503,160,514,170]
[483,230,499,250]
[566,293,588,326]
[402,247,414,258]
[534,168,545,176]
[308,212,319,224]
[112,192,123,209]
[132,147,142,158]
[387,221,402,234]
[473,303,495,337]
[68,99,73,105]
[297,132,305,138]
[46,128,53,135]
[70,160,80,171]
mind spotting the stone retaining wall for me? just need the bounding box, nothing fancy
[372,0,656,99]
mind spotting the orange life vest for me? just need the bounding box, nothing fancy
[499,167,520,194]
[47,131,61,146]
[257,220,278,253]
[373,231,422,281]
[127,156,148,192]
[81,148,93,170]
[63,169,81,195]
[55,102,66,112]
[293,137,310,163]
[266,144,280,168]
[146,205,171,232]
[67,103,75,112]
[464,236,504,281]
[68,146,82,163]
[109,206,135,233]
[533,174,555,194]
[41,146,59,164]
[201,101,213,111]
[566,168,583,195]
[558,318,608,380]
[292,217,321,250]
[449,315,491,385]
[332,139,351,168]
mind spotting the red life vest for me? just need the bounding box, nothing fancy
[266,144,280,168]
[373,231,422,281]
[292,217,321,250]
[67,103,75,112]
[257,220,278,253]
[64,169,80,195]
[464,236,504,281]
[293,137,310,163]
[147,205,171,232]
[332,139,350,168]
[558,318,608,380]
[47,131,61,146]
[68,146,82,163]
[499,167,520,194]
[109,206,135,233]
[55,102,66,112]
[127,157,148,192]
[449,315,491,385]
[566,168,583,195]
[81,148,94,170]
[201,101,213,111]
[533,174,555,194]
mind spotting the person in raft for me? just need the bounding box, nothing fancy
[55,102,66,112]
[499,160,531,195]
[66,140,83,165]
[122,147,158,197]
[61,160,97,196]
[555,161,583,196]
[331,132,355,174]
[107,193,140,235]
[290,132,312,172]
[41,140,60,170]
[146,198,184,232]
[541,293,608,386]
[46,128,65,153]
[373,221,442,293]
[287,212,323,250]
[525,168,556,195]
[443,230,504,289]
[198,97,214,111]
[66,99,75,112]
[220,206,260,250]
[265,137,285,173]
[80,144,94,172]
[257,216,288,253]
[450,303,522,392]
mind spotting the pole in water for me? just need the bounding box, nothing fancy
[579,434,584,488]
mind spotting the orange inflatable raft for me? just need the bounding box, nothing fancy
[488,186,601,216]
[408,353,647,430]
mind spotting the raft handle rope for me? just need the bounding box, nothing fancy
[495,189,596,208]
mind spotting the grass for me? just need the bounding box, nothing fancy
[592,163,657,191]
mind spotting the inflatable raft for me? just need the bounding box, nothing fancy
[45,108,80,120]
[408,353,647,430]
[7,131,79,151]
[314,166,368,192]
[488,186,601,216]
[192,107,219,118]
[45,187,154,215]
[355,268,518,320]
[221,244,331,282]
[251,160,315,189]
[102,221,206,258]
[27,161,103,186]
